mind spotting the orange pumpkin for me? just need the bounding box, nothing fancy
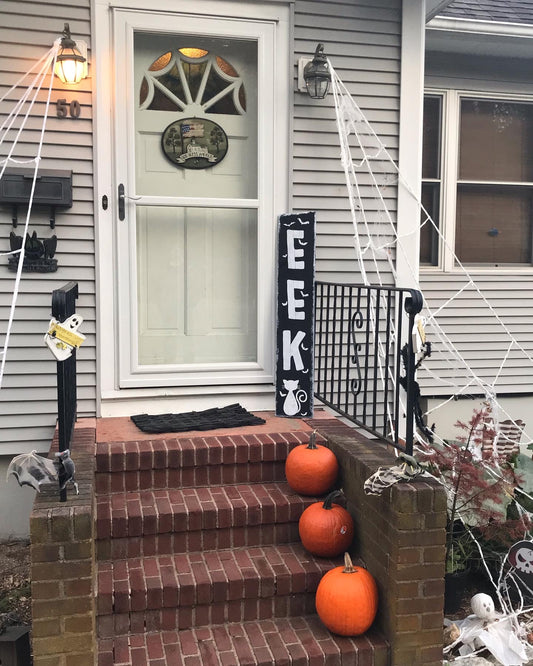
[285,432,338,496]
[299,491,354,557]
[316,553,378,636]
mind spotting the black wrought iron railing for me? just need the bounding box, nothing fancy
[51,281,79,501]
[314,281,424,455]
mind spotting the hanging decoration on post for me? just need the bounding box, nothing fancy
[161,117,228,170]
[44,313,85,361]
[6,451,58,492]
[276,212,315,417]
[508,540,533,603]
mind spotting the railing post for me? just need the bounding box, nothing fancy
[51,281,79,502]
[403,290,424,455]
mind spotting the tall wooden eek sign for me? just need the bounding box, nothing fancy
[276,212,315,417]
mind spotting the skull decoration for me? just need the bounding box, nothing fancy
[508,540,533,575]
[470,592,496,620]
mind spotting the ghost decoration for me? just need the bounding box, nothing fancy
[6,451,58,492]
[444,591,531,665]
[55,449,78,494]
[44,314,85,362]
[471,593,496,621]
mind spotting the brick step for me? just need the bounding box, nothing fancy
[97,615,390,666]
[95,431,319,493]
[96,482,316,560]
[96,543,341,637]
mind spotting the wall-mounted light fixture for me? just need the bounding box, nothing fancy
[54,23,88,85]
[298,44,331,99]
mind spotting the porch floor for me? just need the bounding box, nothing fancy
[93,408,336,443]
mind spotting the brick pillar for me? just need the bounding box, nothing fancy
[324,432,447,666]
[30,423,96,666]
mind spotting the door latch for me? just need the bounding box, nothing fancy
[118,183,125,221]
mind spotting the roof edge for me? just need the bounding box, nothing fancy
[426,0,456,23]
[427,15,533,36]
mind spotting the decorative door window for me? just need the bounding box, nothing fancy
[139,47,247,115]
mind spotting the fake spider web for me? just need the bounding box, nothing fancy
[330,65,533,640]
[0,42,61,387]
[330,65,533,454]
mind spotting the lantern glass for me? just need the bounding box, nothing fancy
[303,44,330,100]
[55,50,85,84]
[305,76,330,100]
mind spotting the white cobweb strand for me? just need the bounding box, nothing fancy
[0,44,60,387]
[329,63,533,450]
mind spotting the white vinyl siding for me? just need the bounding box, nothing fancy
[293,0,402,285]
[0,1,95,454]
[421,49,533,396]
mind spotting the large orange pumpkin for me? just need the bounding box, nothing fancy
[285,432,338,496]
[315,553,378,636]
[299,491,354,557]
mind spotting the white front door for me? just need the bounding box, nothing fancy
[98,2,289,399]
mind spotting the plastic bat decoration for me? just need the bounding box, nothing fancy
[6,451,58,492]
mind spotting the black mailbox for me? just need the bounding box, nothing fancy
[0,167,73,228]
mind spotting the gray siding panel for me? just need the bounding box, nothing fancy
[293,0,401,283]
[0,1,95,455]
[419,271,533,395]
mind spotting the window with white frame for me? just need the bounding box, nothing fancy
[421,92,533,268]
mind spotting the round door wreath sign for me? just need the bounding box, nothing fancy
[161,117,228,170]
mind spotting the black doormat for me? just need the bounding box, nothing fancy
[130,403,266,434]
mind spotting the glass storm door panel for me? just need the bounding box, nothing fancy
[111,4,283,389]
[133,33,258,367]
[136,205,258,365]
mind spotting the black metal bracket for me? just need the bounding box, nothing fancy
[10,204,57,228]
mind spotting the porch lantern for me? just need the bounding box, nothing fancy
[54,23,87,85]
[303,43,330,99]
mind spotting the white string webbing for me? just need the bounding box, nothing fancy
[0,44,59,387]
[329,63,533,449]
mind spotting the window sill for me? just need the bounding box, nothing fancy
[419,265,533,275]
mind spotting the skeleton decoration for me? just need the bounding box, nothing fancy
[364,452,427,496]
[6,451,58,492]
[55,449,78,494]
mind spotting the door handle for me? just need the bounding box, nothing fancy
[118,183,125,221]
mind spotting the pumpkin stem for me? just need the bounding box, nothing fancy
[322,490,344,509]
[307,430,318,449]
[343,552,357,573]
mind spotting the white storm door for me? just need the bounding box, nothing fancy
[113,6,283,388]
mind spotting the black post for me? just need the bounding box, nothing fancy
[403,290,424,456]
[51,281,79,502]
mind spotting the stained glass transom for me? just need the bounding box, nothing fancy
[140,47,246,115]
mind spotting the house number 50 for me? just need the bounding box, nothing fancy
[56,99,81,119]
